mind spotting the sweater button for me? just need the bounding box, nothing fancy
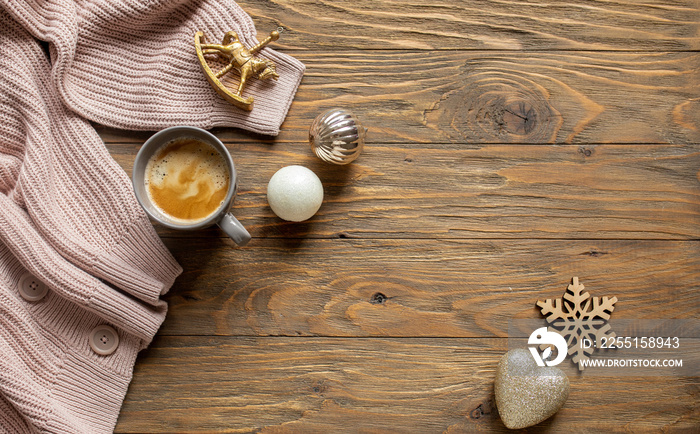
[89,325,120,356]
[18,273,49,302]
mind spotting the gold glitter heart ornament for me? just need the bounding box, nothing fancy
[495,349,570,429]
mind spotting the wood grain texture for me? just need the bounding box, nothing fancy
[96,51,700,144]
[235,0,700,51]
[108,143,700,240]
[151,239,700,337]
[115,337,700,433]
[107,0,700,431]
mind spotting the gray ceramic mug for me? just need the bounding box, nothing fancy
[132,126,251,246]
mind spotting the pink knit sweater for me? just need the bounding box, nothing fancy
[0,1,304,432]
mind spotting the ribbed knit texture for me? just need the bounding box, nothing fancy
[3,0,306,136]
[0,0,302,432]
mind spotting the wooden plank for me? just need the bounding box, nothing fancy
[96,51,700,144]
[109,143,700,240]
[153,239,700,337]
[114,336,700,433]
[236,0,700,51]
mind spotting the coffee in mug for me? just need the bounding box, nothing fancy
[132,126,251,246]
[145,138,229,223]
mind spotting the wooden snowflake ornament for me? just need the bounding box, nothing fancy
[537,277,617,370]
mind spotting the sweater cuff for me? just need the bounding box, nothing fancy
[88,287,167,344]
[207,47,305,135]
[0,194,167,343]
[93,217,182,306]
[4,0,305,135]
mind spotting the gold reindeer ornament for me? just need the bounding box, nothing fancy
[195,30,280,111]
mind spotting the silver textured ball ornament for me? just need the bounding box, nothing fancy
[309,108,366,165]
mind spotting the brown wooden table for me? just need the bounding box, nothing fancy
[109,1,700,432]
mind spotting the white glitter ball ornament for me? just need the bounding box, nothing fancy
[267,165,324,222]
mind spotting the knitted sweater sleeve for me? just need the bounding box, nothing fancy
[0,11,182,305]
[3,0,306,136]
[0,206,166,432]
[0,11,179,432]
[0,194,167,343]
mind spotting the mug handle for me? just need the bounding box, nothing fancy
[218,213,251,246]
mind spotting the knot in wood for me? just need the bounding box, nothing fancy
[470,399,495,420]
[425,65,559,143]
[502,101,537,135]
[370,292,387,304]
[578,147,593,157]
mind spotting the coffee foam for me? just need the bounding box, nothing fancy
[145,138,230,223]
